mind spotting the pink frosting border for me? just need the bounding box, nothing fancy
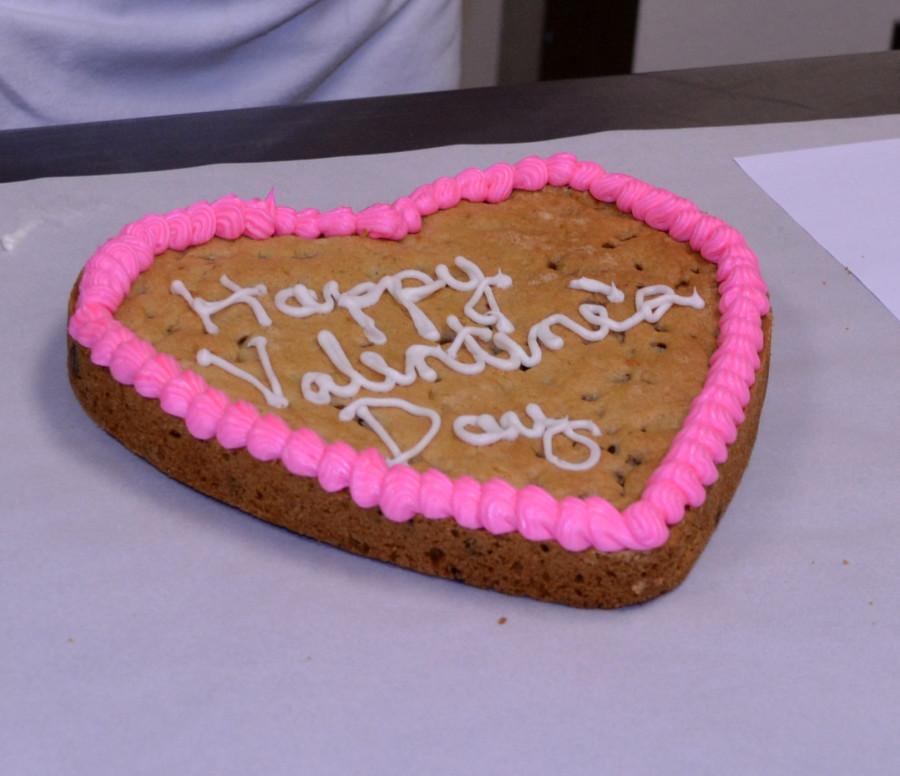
[68,154,769,553]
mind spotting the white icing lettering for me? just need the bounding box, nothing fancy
[454,403,602,472]
[338,397,440,465]
[301,279,703,406]
[175,255,706,474]
[171,274,271,335]
[197,335,288,408]
[274,256,512,345]
[569,277,625,302]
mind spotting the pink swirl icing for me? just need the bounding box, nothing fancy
[411,183,439,215]
[165,209,194,251]
[90,321,134,366]
[643,480,690,525]
[515,484,557,542]
[674,423,729,465]
[584,497,631,552]
[187,202,217,245]
[349,448,389,509]
[281,427,326,477]
[456,168,489,202]
[391,196,422,234]
[546,153,578,187]
[570,160,605,192]
[81,253,133,298]
[318,207,356,237]
[110,338,156,385]
[216,400,260,449]
[212,195,246,239]
[622,502,669,548]
[484,163,515,203]
[160,370,208,418]
[185,387,229,440]
[133,353,181,399]
[68,156,768,554]
[419,468,454,520]
[357,204,406,241]
[432,176,462,210]
[100,235,153,275]
[380,465,421,522]
[556,497,591,551]
[123,214,170,255]
[243,197,277,240]
[317,441,356,493]
[452,476,483,530]
[479,479,518,535]
[293,208,322,239]
[513,157,549,192]
[68,303,113,347]
[246,414,291,461]
[274,205,297,236]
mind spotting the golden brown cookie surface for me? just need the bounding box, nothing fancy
[69,170,772,609]
[116,189,720,508]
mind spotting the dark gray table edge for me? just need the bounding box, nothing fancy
[1,51,898,183]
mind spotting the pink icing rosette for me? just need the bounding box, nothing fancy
[67,156,768,554]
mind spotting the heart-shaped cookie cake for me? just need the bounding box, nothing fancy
[68,154,771,608]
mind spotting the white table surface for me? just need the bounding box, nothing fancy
[2,115,899,776]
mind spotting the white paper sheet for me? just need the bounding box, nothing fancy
[3,115,900,776]
[736,138,900,320]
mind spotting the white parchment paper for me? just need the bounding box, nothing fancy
[2,115,899,776]
[737,138,900,320]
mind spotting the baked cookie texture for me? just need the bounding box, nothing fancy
[68,158,771,608]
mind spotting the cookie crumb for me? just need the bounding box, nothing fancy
[497,616,507,625]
